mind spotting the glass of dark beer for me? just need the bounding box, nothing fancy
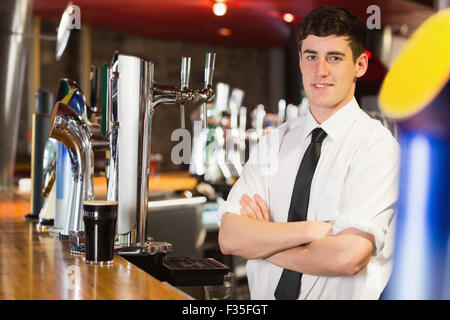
[83,200,118,265]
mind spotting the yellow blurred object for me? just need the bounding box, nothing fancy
[92,172,198,199]
[379,8,450,119]
[147,171,198,191]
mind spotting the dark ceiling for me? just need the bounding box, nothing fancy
[33,0,435,47]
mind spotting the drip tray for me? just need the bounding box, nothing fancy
[162,257,230,287]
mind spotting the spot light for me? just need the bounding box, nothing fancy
[282,13,294,23]
[213,1,227,17]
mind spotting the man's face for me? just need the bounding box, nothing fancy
[299,35,367,113]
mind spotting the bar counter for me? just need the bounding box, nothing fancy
[0,191,187,300]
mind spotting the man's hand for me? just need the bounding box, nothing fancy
[239,193,270,221]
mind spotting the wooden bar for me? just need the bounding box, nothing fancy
[0,192,187,300]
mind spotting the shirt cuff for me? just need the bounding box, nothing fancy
[216,201,241,227]
[332,214,385,256]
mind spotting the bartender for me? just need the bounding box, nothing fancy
[217,6,399,300]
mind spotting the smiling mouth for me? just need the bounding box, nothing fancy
[312,83,334,88]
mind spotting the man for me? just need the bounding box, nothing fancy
[217,6,399,300]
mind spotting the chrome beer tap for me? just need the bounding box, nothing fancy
[104,52,216,250]
[48,102,109,236]
[180,57,191,129]
[48,52,216,249]
[201,52,216,128]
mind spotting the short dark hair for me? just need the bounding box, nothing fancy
[296,6,367,62]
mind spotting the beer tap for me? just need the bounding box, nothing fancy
[47,52,216,249]
[277,99,286,126]
[103,52,216,250]
[180,57,191,129]
[227,88,244,178]
[48,102,108,237]
[238,106,247,172]
[201,52,216,128]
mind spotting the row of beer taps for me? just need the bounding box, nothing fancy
[47,52,216,253]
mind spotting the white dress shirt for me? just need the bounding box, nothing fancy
[217,97,400,300]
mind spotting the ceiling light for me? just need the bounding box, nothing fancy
[282,13,294,23]
[213,1,227,16]
[218,28,231,36]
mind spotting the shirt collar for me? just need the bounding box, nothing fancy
[302,97,360,142]
[302,106,320,140]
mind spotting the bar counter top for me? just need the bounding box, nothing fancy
[0,191,187,300]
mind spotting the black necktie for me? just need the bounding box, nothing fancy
[274,127,327,300]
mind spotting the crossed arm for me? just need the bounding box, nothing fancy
[218,194,375,276]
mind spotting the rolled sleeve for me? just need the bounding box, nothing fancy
[333,209,393,256]
[217,201,241,227]
[336,134,400,256]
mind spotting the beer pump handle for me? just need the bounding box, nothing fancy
[181,56,191,90]
[101,62,110,137]
[180,57,191,129]
[89,66,99,115]
[204,52,216,89]
[202,52,216,128]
